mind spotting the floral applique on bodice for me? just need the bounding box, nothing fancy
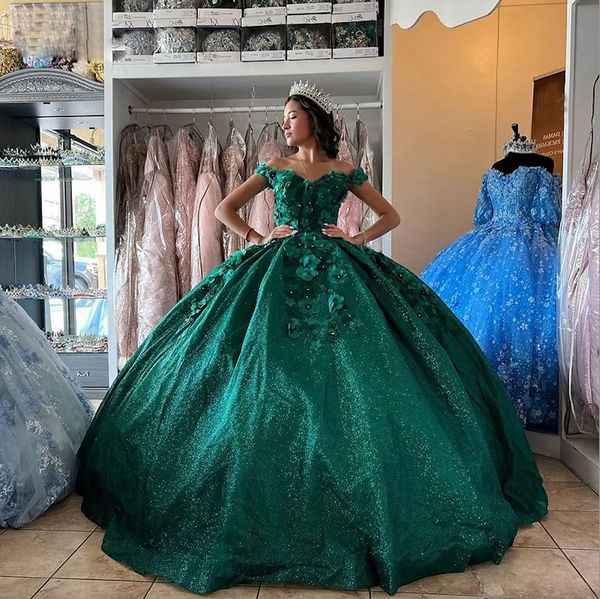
[255,162,369,347]
[474,166,561,226]
[255,162,368,233]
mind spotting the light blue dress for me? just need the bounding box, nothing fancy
[421,166,561,432]
[0,290,94,527]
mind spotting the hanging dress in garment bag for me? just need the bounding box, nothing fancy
[336,116,362,237]
[559,145,599,432]
[244,122,257,181]
[114,128,147,368]
[191,122,224,286]
[221,123,247,260]
[136,134,178,345]
[170,128,202,298]
[354,118,382,252]
[247,122,288,239]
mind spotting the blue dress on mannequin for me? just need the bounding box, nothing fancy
[421,166,561,432]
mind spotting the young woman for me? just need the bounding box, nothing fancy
[77,82,547,596]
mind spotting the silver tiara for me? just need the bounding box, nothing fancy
[289,80,334,114]
[503,135,537,156]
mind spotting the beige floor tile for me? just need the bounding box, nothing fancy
[261,583,368,591]
[545,482,599,512]
[259,590,369,599]
[388,596,484,599]
[535,455,581,483]
[472,547,595,598]
[541,511,599,549]
[400,570,481,596]
[54,531,153,581]
[0,576,46,599]
[0,530,90,577]
[22,495,96,532]
[148,583,259,598]
[513,521,557,548]
[372,595,477,599]
[35,578,153,599]
[564,549,599,595]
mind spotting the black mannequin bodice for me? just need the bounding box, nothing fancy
[492,152,554,175]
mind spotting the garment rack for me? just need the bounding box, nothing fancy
[128,101,383,115]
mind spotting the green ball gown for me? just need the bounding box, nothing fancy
[77,163,547,595]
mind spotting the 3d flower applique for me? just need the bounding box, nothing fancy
[287,317,302,339]
[297,297,313,314]
[327,292,344,313]
[327,264,347,284]
[295,253,321,281]
[348,316,363,333]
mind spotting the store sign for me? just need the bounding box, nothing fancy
[532,71,566,175]
[390,0,501,29]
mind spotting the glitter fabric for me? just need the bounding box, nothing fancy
[77,163,547,596]
[0,289,93,527]
[421,166,561,432]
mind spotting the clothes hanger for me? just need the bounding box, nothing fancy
[179,108,204,144]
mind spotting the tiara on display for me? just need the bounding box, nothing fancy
[289,80,334,114]
[503,136,537,155]
[503,123,537,155]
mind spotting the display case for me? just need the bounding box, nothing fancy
[0,68,108,400]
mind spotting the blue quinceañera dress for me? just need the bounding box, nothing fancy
[421,166,561,432]
[76,163,547,595]
[0,289,94,528]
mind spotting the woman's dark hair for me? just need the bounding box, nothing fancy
[285,94,340,158]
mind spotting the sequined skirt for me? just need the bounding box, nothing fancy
[77,233,547,595]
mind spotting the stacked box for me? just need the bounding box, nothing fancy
[332,0,377,13]
[241,14,286,61]
[112,0,154,63]
[332,10,377,58]
[287,13,331,60]
[197,3,242,61]
[286,0,331,14]
[154,25,196,62]
[243,0,286,17]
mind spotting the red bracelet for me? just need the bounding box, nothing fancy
[244,226,254,242]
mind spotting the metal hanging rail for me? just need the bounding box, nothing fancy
[128,101,383,115]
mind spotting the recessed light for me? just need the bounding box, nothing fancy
[53,108,63,113]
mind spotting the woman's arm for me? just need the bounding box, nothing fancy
[324,176,401,244]
[349,179,401,243]
[214,174,270,245]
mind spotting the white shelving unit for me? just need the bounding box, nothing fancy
[559,0,599,491]
[103,1,394,382]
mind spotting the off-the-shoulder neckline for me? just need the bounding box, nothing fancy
[260,163,362,184]
[486,165,560,179]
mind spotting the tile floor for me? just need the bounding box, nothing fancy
[0,455,597,599]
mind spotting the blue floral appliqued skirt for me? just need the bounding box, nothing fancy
[421,220,559,432]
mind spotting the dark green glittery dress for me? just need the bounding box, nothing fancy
[77,163,548,595]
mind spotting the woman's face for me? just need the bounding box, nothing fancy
[282,99,313,147]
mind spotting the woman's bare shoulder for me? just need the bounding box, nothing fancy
[267,156,292,169]
[332,159,355,175]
